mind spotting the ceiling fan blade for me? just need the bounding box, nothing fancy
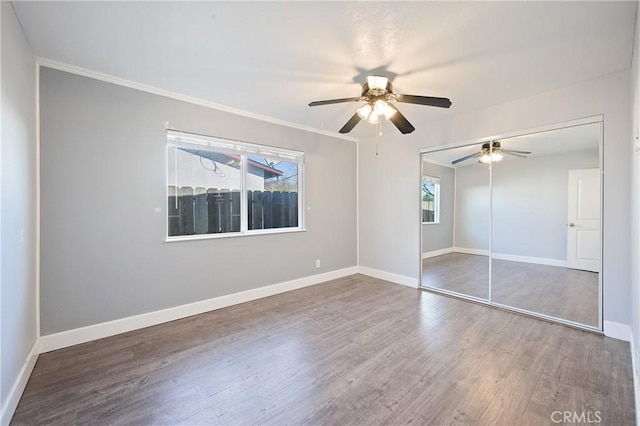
[502,149,532,154]
[339,113,361,134]
[388,106,416,134]
[502,151,528,158]
[397,94,452,108]
[309,97,360,107]
[451,152,481,165]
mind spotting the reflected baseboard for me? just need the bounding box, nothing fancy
[449,247,568,268]
[453,247,489,256]
[493,252,568,268]
[422,247,454,259]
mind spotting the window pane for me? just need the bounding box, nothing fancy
[422,176,440,223]
[247,156,299,230]
[167,146,242,236]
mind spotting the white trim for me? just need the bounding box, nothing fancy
[603,321,632,341]
[165,228,307,243]
[630,335,640,426]
[451,247,568,267]
[491,252,568,268]
[422,247,454,259]
[358,266,419,288]
[453,247,490,256]
[39,266,358,353]
[35,57,358,143]
[489,146,493,302]
[35,62,41,338]
[167,129,305,161]
[421,157,455,169]
[356,138,360,268]
[0,340,39,426]
[418,155,423,285]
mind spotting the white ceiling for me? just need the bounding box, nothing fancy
[12,1,637,138]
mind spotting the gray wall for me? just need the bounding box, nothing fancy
[453,163,490,251]
[421,160,455,253]
[454,150,599,259]
[492,150,599,259]
[358,69,631,326]
[39,68,357,334]
[1,1,38,416]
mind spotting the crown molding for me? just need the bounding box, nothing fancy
[35,57,359,143]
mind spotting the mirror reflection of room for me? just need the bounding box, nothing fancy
[490,124,600,327]
[420,121,601,329]
[421,143,490,301]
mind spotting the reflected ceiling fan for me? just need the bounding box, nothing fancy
[452,141,531,165]
[308,75,452,134]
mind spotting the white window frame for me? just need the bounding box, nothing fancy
[422,175,440,224]
[166,130,305,241]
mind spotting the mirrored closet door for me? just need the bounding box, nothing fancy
[420,120,602,331]
[421,143,490,302]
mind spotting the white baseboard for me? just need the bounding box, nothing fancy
[453,247,567,267]
[422,247,454,259]
[453,247,489,256]
[604,320,632,341]
[629,334,640,426]
[40,266,358,353]
[1,340,39,426]
[492,252,568,268]
[358,266,419,288]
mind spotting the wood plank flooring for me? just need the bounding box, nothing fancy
[422,253,599,326]
[11,274,633,425]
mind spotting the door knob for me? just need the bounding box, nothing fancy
[569,223,575,227]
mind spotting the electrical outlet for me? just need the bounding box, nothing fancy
[315,259,321,268]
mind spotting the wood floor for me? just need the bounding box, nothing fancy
[12,274,633,425]
[422,253,599,327]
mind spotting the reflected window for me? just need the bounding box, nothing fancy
[422,175,440,224]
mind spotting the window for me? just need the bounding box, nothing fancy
[166,130,304,239]
[422,175,440,223]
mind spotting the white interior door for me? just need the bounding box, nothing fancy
[567,168,600,272]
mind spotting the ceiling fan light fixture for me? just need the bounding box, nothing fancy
[480,152,504,164]
[367,75,389,91]
[373,99,386,115]
[357,103,373,120]
[367,112,380,124]
[383,103,396,119]
[309,75,451,134]
[371,99,396,119]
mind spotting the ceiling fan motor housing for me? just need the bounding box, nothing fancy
[481,141,501,151]
[361,81,394,98]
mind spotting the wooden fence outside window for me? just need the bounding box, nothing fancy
[168,186,298,236]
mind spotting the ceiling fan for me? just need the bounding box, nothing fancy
[308,75,452,134]
[451,141,531,165]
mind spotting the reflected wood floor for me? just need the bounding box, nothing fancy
[12,274,633,425]
[422,253,599,326]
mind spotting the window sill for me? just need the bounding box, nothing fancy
[165,227,307,242]
[422,222,441,225]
